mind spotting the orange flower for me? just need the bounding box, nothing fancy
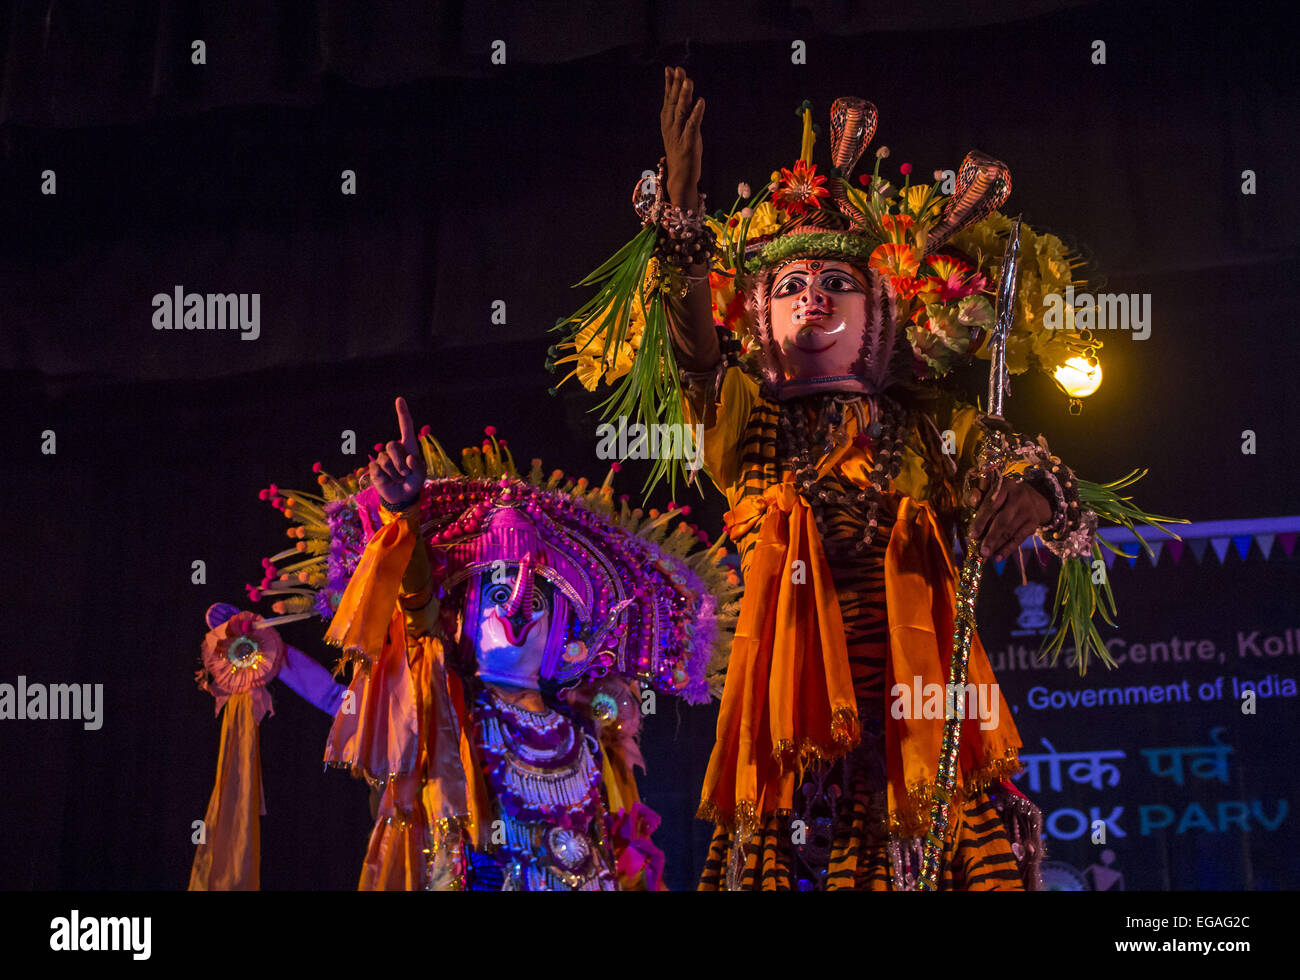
[869,241,921,280]
[878,213,917,246]
[926,254,970,282]
[774,159,829,215]
[890,276,926,301]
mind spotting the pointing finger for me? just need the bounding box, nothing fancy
[395,396,415,447]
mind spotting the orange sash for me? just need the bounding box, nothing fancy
[187,692,264,890]
[699,481,859,826]
[699,485,1023,835]
[883,497,1022,836]
[322,508,487,888]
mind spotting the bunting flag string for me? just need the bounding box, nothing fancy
[996,516,1300,571]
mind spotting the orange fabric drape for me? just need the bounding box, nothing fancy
[883,497,1022,836]
[698,485,1024,834]
[320,504,488,888]
[699,481,860,823]
[188,692,264,890]
[692,374,1027,836]
[324,516,416,660]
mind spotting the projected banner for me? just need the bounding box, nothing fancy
[977,517,1300,891]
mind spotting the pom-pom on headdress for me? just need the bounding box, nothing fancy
[246,427,740,704]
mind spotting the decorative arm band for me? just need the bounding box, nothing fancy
[641,157,716,271]
[1010,435,1096,559]
[678,358,728,410]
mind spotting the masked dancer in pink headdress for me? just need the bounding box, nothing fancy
[188,397,738,890]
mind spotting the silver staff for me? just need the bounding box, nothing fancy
[917,215,1022,890]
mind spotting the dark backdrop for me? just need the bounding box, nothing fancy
[0,0,1295,890]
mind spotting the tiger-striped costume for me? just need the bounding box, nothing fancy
[688,366,1044,891]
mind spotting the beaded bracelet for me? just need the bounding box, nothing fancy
[640,157,716,271]
[1009,435,1092,556]
[655,201,716,270]
[379,492,421,515]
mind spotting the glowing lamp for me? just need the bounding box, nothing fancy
[1054,356,1102,399]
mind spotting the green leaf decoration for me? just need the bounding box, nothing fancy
[1039,471,1187,675]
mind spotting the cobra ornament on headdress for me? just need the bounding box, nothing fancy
[826,97,878,229]
[244,427,740,704]
[549,95,1102,491]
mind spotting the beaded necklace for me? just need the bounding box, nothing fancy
[769,386,908,557]
[473,689,615,890]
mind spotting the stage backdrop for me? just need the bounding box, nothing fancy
[973,517,1300,890]
[1,1,1295,892]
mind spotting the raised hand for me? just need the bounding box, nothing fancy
[661,66,705,210]
[369,396,427,509]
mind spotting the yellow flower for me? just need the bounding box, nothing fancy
[1030,327,1072,373]
[550,343,603,392]
[604,340,636,384]
[746,201,781,238]
[948,211,1015,268]
[902,184,941,224]
[1034,231,1073,286]
[575,353,605,390]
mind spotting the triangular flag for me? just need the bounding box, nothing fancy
[1188,538,1209,563]
[1280,533,1297,558]
[993,558,1007,576]
[1168,539,1185,564]
[1233,535,1253,561]
[1125,545,1140,568]
[1148,540,1164,566]
[1256,534,1274,560]
[1101,547,1117,568]
[1210,537,1231,564]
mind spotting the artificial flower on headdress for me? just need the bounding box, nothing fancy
[548,94,1185,678]
[774,159,829,215]
[906,294,994,375]
[879,212,917,246]
[551,259,655,392]
[868,241,922,296]
[250,428,741,703]
[743,201,783,238]
[901,183,943,224]
[917,254,987,304]
[949,215,1093,373]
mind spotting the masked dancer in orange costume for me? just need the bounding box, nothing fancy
[549,68,1175,891]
